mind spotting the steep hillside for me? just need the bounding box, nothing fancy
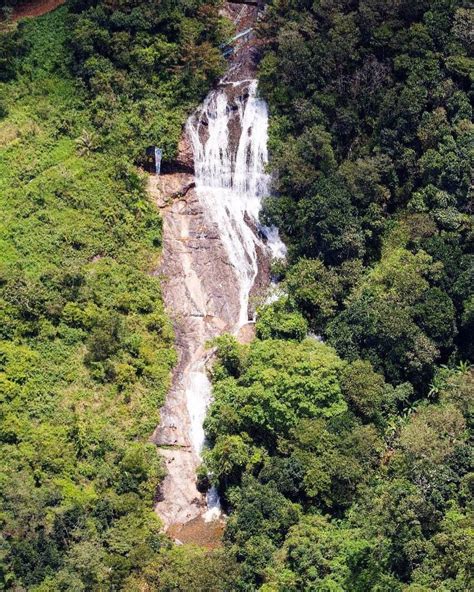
[0,2,231,589]
[0,1,472,591]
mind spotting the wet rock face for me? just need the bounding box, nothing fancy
[151,175,242,528]
[152,2,274,534]
[158,186,243,328]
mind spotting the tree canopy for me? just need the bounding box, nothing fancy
[200,0,473,589]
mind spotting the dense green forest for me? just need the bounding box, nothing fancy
[0,0,472,591]
[199,0,473,590]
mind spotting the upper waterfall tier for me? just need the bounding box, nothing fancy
[187,80,284,327]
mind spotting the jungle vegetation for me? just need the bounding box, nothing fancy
[0,1,227,589]
[0,0,472,591]
[199,0,473,590]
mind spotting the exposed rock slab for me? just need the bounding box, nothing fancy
[150,173,242,527]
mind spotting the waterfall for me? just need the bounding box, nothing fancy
[182,79,285,518]
[154,4,288,531]
[187,80,285,328]
[185,360,222,521]
[185,362,212,455]
[155,74,286,527]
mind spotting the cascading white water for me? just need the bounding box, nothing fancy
[187,79,285,328]
[186,363,212,456]
[155,8,287,530]
[182,79,285,520]
[185,360,222,521]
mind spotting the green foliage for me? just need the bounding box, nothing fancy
[326,242,456,385]
[283,259,341,331]
[0,2,223,588]
[212,363,473,590]
[339,359,387,422]
[262,515,400,592]
[205,294,472,591]
[205,337,346,454]
[259,0,472,378]
[68,0,226,161]
[0,25,25,82]
[256,297,308,341]
[208,1,473,588]
[124,544,242,591]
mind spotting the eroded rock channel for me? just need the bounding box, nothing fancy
[150,2,285,541]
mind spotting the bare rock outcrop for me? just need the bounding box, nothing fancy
[151,174,243,528]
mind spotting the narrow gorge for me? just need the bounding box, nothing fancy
[150,3,284,539]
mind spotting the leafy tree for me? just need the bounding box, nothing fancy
[205,337,346,453]
[256,297,308,341]
[339,359,387,423]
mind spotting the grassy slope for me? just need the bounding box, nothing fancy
[0,8,177,589]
